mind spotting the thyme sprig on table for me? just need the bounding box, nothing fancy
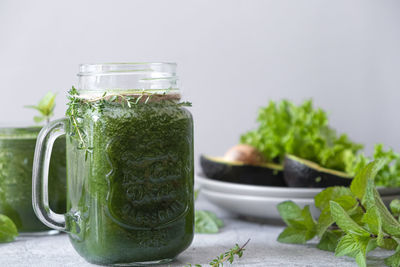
[209,239,250,267]
[66,86,192,159]
[185,239,250,267]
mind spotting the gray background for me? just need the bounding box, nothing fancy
[1,0,399,161]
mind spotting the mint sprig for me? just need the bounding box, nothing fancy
[195,210,224,234]
[277,160,400,267]
[25,92,57,124]
[194,190,224,234]
[276,201,316,244]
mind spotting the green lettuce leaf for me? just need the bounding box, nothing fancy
[349,144,400,187]
[240,99,362,171]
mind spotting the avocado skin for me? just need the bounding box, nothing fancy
[200,155,286,186]
[283,155,352,188]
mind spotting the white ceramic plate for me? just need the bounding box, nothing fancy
[201,187,400,220]
[196,175,400,198]
[197,175,321,198]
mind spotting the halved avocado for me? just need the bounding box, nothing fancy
[200,155,285,186]
[283,154,352,188]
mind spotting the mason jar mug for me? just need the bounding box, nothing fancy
[32,63,194,265]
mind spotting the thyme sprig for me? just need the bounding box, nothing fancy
[210,239,250,267]
[66,87,91,157]
[82,91,149,107]
[66,86,192,159]
[185,239,250,267]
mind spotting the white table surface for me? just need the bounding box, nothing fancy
[0,194,393,267]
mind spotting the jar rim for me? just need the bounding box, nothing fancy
[77,62,180,93]
[78,62,177,76]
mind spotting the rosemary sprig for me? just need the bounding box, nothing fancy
[185,239,250,267]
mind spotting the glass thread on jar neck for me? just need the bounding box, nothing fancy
[77,63,180,98]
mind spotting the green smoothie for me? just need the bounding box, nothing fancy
[0,127,66,232]
[65,97,194,265]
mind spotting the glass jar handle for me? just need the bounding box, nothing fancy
[32,119,67,231]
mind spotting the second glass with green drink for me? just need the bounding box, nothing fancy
[33,63,194,265]
[0,126,65,234]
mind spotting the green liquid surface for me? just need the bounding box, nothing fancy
[0,127,66,232]
[66,100,194,265]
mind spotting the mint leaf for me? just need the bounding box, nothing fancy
[25,91,57,124]
[0,214,18,243]
[385,247,400,267]
[277,201,316,232]
[277,201,316,244]
[362,205,385,246]
[350,160,385,200]
[316,208,334,238]
[358,162,400,237]
[317,195,358,237]
[277,201,302,225]
[360,174,400,238]
[360,179,397,249]
[335,235,372,267]
[355,251,367,267]
[33,116,46,123]
[277,226,310,244]
[300,205,316,233]
[38,91,56,114]
[315,186,352,211]
[330,201,370,236]
[335,195,358,212]
[335,234,360,257]
[379,238,398,250]
[24,105,41,112]
[195,210,223,234]
[361,206,381,234]
[371,188,400,237]
[363,179,376,209]
[390,199,400,217]
[317,230,343,252]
